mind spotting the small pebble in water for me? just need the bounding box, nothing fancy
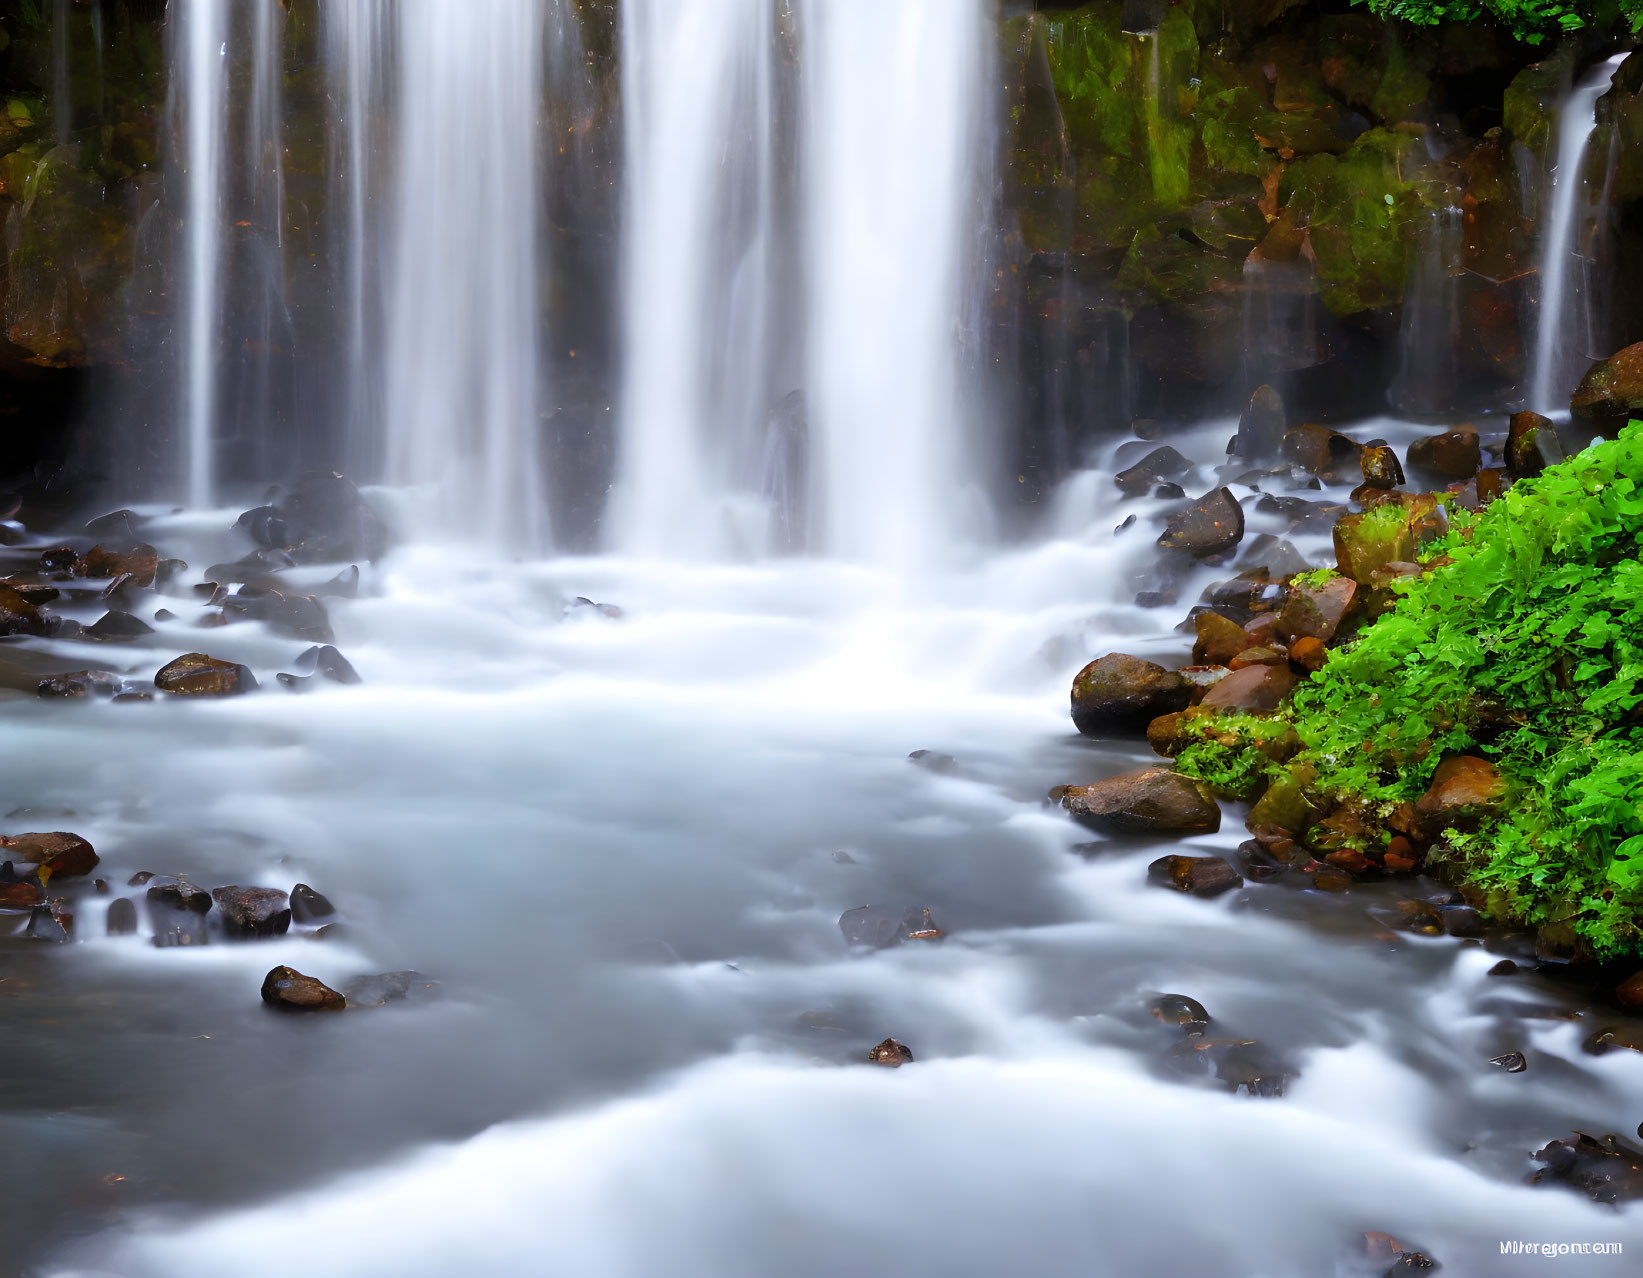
[1490,1052,1527,1073]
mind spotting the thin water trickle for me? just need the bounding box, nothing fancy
[1528,53,1627,416]
[177,0,227,509]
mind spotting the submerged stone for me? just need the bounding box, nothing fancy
[867,1037,914,1067]
[839,905,942,949]
[1148,854,1243,897]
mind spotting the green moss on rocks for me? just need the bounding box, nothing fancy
[1280,127,1426,315]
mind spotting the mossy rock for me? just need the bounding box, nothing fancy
[1280,128,1429,315]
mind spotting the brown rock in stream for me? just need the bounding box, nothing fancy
[1157,488,1244,558]
[1507,411,1564,477]
[1572,341,1643,428]
[1062,769,1220,837]
[1070,654,1191,736]
[1148,854,1244,897]
[212,886,291,939]
[155,653,258,696]
[1407,426,1481,478]
[1191,611,1249,666]
[0,832,98,878]
[1276,576,1357,643]
[261,966,346,1012]
[867,1038,914,1067]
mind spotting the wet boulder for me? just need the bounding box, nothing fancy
[1414,756,1506,837]
[1289,636,1328,672]
[1115,445,1192,496]
[1406,426,1481,479]
[839,905,942,949]
[155,653,258,697]
[275,471,392,563]
[1062,769,1220,837]
[1148,854,1243,898]
[223,585,333,642]
[212,886,292,940]
[1333,495,1446,585]
[203,549,296,586]
[1358,445,1405,489]
[1230,385,1285,460]
[27,901,71,943]
[1572,341,1643,428]
[1615,970,1643,1009]
[1150,993,1211,1036]
[277,645,361,691]
[1191,610,1249,666]
[261,965,347,1012]
[1198,663,1292,712]
[1275,575,1357,643]
[78,543,159,587]
[290,883,337,924]
[85,610,154,641]
[1506,410,1565,477]
[343,970,427,1007]
[0,864,43,908]
[0,832,98,878]
[145,876,212,913]
[1070,653,1192,736]
[37,669,123,699]
[0,583,47,636]
[0,575,59,606]
[867,1038,914,1067]
[1158,488,1244,558]
[1281,424,1362,478]
[1529,1132,1643,1203]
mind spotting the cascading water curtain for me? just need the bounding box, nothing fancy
[799,0,993,567]
[172,0,227,509]
[323,0,395,485]
[382,0,549,548]
[613,0,776,558]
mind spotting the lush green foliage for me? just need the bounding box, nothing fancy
[1168,713,1294,801]
[1357,0,1643,42]
[1288,423,1643,954]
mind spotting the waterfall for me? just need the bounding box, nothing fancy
[381,0,550,548]
[1390,206,1464,415]
[613,0,776,558]
[174,0,227,509]
[800,0,992,565]
[323,0,394,481]
[1527,53,1627,417]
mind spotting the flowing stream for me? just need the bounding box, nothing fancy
[2,7,1642,1278]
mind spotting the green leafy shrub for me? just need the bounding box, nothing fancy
[1168,712,1296,801]
[1357,0,1643,43]
[1287,421,1643,955]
